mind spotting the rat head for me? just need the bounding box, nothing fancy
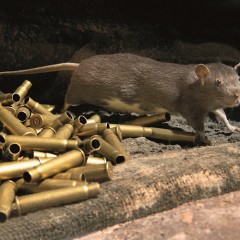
[195,63,240,109]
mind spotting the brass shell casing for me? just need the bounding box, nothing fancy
[14,182,100,215]
[15,106,31,123]
[79,136,101,154]
[53,171,86,182]
[38,126,56,138]
[73,115,88,134]
[0,104,36,136]
[17,178,86,193]
[102,128,129,161]
[94,136,125,165]
[47,111,74,130]
[23,149,86,182]
[87,114,101,124]
[2,143,21,161]
[69,162,113,182]
[86,156,107,165]
[29,113,59,129]
[12,80,32,103]
[1,134,80,152]
[122,112,171,126]
[0,93,14,104]
[110,124,196,143]
[24,97,54,116]
[0,158,50,180]
[53,124,73,139]
[76,123,109,137]
[0,181,17,222]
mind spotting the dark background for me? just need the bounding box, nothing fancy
[0,0,239,109]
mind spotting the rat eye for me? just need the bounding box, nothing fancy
[215,79,222,86]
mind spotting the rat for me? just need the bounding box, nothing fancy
[0,53,240,144]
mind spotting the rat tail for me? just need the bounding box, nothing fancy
[0,63,80,75]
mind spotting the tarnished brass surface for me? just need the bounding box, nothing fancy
[47,111,74,130]
[16,106,31,123]
[14,183,100,215]
[103,128,130,161]
[1,134,80,152]
[38,126,56,137]
[0,181,17,222]
[123,112,171,126]
[3,143,21,161]
[110,124,196,143]
[0,93,13,104]
[76,123,109,137]
[73,115,88,134]
[12,80,32,103]
[0,158,50,180]
[17,178,86,193]
[0,104,36,136]
[24,97,54,116]
[94,136,125,165]
[29,113,59,129]
[53,124,73,139]
[69,162,113,182]
[33,151,57,159]
[87,114,101,123]
[79,136,101,154]
[86,156,107,165]
[23,149,86,182]
[109,124,153,138]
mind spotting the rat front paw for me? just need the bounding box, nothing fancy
[227,125,240,133]
[195,133,212,146]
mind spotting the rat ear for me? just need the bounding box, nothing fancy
[195,64,210,85]
[234,63,240,76]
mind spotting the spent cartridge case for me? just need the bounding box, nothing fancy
[0,93,14,104]
[69,162,113,182]
[53,171,86,182]
[86,156,107,165]
[53,124,73,139]
[0,181,17,222]
[3,143,21,161]
[0,104,37,136]
[0,158,49,180]
[79,136,101,154]
[5,105,17,115]
[150,127,196,143]
[123,112,171,126]
[23,149,86,182]
[16,106,31,122]
[94,136,125,165]
[38,126,56,137]
[109,124,153,138]
[17,178,86,193]
[29,113,60,129]
[47,111,74,131]
[111,126,123,141]
[12,80,32,103]
[33,151,57,159]
[14,182,100,215]
[76,123,110,137]
[102,128,130,161]
[87,114,101,123]
[24,97,54,116]
[1,134,80,152]
[110,124,196,143]
[73,115,88,134]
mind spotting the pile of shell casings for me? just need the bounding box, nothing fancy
[0,80,196,222]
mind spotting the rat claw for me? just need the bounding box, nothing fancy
[226,125,240,133]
